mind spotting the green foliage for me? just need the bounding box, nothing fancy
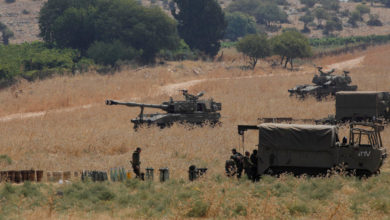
[255,2,288,27]
[158,40,199,61]
[367,14,383,26]
[87,41,138,66]
[39,0,179,64]
[320,0,340,12]
[0,154,12,165]
[224,12,257,41]
[382,0,390,7]
[171,0,226,58]
[186,200,210,217]
[227,0,288,27]
[356,4,371,14]
[313,7,329,27]
[271,30,312,69]
[309,34,390,47]
[299,12,314,32]
[348,10,362,27]
[323,16,343,35]
[300,0,316,8]
[0,42,90,87]
[0,22,14,45]
[236,34,271,69]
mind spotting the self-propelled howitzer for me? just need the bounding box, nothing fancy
[106,90,222,129]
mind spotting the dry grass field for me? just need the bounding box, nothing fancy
[1,45,390,219]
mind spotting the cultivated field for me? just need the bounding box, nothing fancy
[1,45,390,219]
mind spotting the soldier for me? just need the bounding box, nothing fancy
[243,151,254,180]
[250,149,259,181]
[131,147,142,179]
[231,148,243,179]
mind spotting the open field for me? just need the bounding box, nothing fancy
[1,45,390,218]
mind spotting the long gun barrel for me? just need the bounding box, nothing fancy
[106,100,169,110]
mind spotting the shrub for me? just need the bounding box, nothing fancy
[86,41,139,66]
[0,154,12,165]
[356,4,371,15]
[367,14,383,26]
[236,34,271,69]
[224,12,257,41]
[186,200,210,217]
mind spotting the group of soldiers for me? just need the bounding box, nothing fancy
[131,147,259,181]
[225,148,259,181]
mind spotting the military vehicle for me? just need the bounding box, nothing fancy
[237,123,387,176]
[288,67,358,99]
[106,90,222,129]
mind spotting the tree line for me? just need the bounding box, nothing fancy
[236,30,312,70]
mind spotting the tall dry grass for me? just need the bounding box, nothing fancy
[0,45,390,218]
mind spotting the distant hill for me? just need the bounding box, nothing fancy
[0,0,389,44]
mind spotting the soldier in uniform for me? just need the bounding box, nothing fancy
[131,147,142,179]
[243,151,254,180]
[231,148,243,179]
[250,149,259,181]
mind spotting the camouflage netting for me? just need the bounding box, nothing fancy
[258,124,337,150]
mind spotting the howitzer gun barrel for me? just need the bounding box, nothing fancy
[105,100,169,110]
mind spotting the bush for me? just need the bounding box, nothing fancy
[0,42,91,88]
[367,14,383,26]
[39,0,179,64]
[186,200,210,217]
[236,34,271,69]
[356,4,371,15]
[87,41,139,66]
[224,12,257,41]
[0,154,12,165]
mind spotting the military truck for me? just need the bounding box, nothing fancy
[288,67,358,100]
[335,91,390,121]
[237,123,387,176]
[106,90,222,129]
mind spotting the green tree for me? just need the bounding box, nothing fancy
[0,22,14,45]
[300,0,316,8]
[314,7,329,28]
[236,34,271,69]
[348,10,362,27]
[320,0,340,12]
[356,4,371,15]
[227,0,262,16]
[87,40,138,66]
[224,12,257,41]
[39,0,179,64]
[171,0,226,58]
[271,30,312,69]
[382,0,390,7]
[299,12,314,33]
[255,2,288,27]
[323,17,343,36]
[367,14,383,26]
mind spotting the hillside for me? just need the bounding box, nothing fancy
[1,0,390,44]
[0,44,389,218]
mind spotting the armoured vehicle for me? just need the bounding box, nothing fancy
[288,67,358,99]
[238,123,387,176]
[335,91,390,121]
[106,90,222,129]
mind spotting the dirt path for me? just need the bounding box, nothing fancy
[325,56,365,71]
[0,56,366,122]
